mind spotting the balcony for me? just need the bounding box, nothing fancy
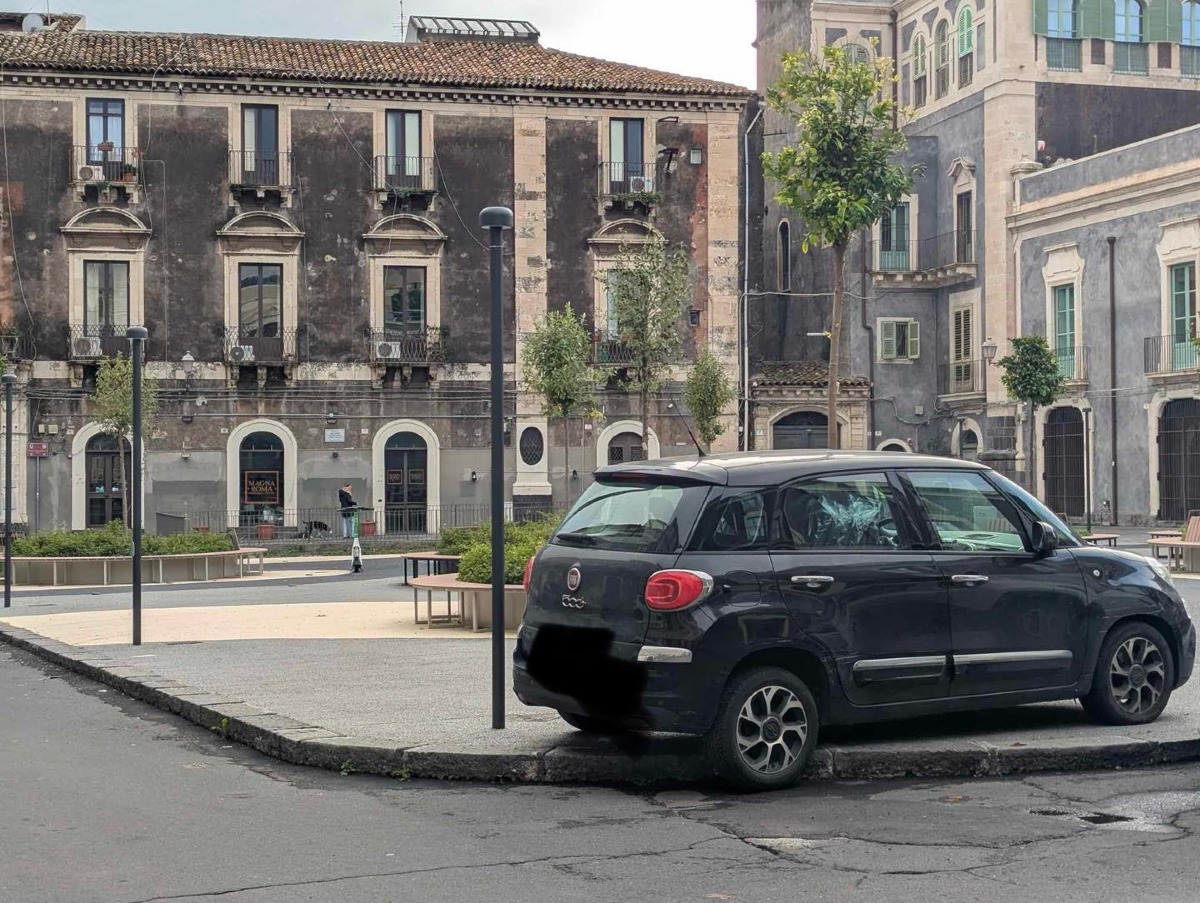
[228,150,294,198]
[69,324,136,361]
[591,337,636,367]
[367,327,447,366]
[224,327,297,367]
[72,146,142,200]
[598,161,666,213]
[372,156,437,206]
[867,230,977,288]
[1054,345,1089,385]
[1145,334,1200,380]
[0,329,32,363]
[938,359,985,401]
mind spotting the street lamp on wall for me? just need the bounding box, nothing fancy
[981,336,998,364]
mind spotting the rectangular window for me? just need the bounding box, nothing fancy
[1183,46,1200,78]
[879,202,910,271]
[950,306,974,393]
[1170,262,1197,372]
[241,105,280,183]
[608,118,645,192]
[1046,37,1083,70]
[604,270,621,338]
[238,263,283,337]
[383,266,427,331]
[879,319,920,361]
[1114,42,1149,74]
[914,74,928,107]
[955,191,974,263]
[778,473,908,550]
[385,110,422,180]
[958,52,974,87]
[86,98,124,158]
[1053,283,1076,379]
[83,261,129,330]
[906,471,1027,553]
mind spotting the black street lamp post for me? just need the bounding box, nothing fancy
[3,372,15,609]
[480,206,513,730]
[127,326,148,645]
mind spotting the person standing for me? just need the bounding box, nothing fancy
[338,483,356,539]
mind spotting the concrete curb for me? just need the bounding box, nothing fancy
[4,623,1198,786]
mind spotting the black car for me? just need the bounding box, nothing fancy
[513,451,1196,790]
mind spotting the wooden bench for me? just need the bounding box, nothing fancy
[409,573,526,632]
[1149,529,1183,559]
[400,552,461,586]
[1148,517,1200,571]
[10,548,267,587]
[1084,533,1119,547]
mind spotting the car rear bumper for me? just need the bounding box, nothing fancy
[512,625,717,734]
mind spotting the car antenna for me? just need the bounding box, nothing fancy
[668,401,706,458]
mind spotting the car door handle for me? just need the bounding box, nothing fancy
[790,575,834,587]
[950,574,989,584]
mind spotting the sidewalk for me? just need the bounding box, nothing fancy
[3,596,1199,786]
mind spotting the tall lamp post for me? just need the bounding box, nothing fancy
[127,326,148,645]
[480,205,513,730]
[2,373,15,610]
[981,336,998,457]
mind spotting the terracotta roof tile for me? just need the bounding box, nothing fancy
[0,28,750,97]
[753,362,871,388]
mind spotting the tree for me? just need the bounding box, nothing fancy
[522,310,603,503]
[764,42,921,446]
[610,239,691,449]
[997,335,1064,495]
[682,349,735,451]
[92,355,159,527]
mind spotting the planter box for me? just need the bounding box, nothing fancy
[360,520,377,537]
[256,524,276,540]
[409,574,526,631]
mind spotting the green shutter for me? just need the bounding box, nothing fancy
[1034,0,1050,35]
[881,320,897,359]
[959,7,975,54]
[1078,0,1116,38]
[908,321,921,359]
[1146,0,1170,42]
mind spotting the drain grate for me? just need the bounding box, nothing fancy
[1029,807,1074,817]
[1080,813,1133,825]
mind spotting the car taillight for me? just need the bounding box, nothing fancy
[523,554,537,592]
[644,570,713,611]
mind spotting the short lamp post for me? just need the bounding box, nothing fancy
[2,373,14,610]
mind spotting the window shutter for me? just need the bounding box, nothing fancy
[958,8,974,55]
[881,320,897,359]
[1098,0,1117,41]
[908,321,921,359]
[1034,0,1050,35]
[1145,0,1181,42]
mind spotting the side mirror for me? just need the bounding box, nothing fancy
[1031,521,1060,556]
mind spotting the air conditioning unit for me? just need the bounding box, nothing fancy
[374,341,403,361]
[72,336,102,358]
[78,166,97,182]
[628,174,655,193]
[228,345,256,364]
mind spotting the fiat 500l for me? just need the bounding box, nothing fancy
[513,451,1196,791]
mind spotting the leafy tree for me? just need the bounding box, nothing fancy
[682,348,735,451]
[764,42,921,445]
[92,355,159,527]
[522,310,603,501]
[997,336,1064,493]
[610,239,691,449]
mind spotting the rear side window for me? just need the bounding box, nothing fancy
[905,470,1027,553]
[691,490,773,552]
[552,479,709,553]
[777,473,907,549]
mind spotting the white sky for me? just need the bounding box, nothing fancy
[42,0,758,88]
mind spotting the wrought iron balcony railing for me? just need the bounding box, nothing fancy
[224,327,297,365]
[938,359,985,396]
[72,146,141,186]
[1145,334,1200,375]
[1054,345,1089,382]
[367,327,447,364]
[597,160,667,202]
[372,156,437,194]
[229,150,294,190]
[868,229,976,275]
[68,324,137,360]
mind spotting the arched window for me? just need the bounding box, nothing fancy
[957,7,975,87]
[1184,2,1200,78]
[912,33,928,107]
[1047,0,1079,37]
[844,43,871,65]
[777,220,792,292]
[85,434,132,528]
[935,20,950,98]
[1114,0,1147,73]
[384,431,429,534]
[239,432,284,527]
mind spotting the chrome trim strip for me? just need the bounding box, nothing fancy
[954,650,1073,665]
[852,655,947,673]
[637,646,693,664]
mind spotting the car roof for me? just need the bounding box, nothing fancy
[595,449,991,487]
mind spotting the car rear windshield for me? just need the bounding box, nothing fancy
[551,478,710,553]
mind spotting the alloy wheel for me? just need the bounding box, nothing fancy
[1109,636,1167,716]
[735,685,808,775]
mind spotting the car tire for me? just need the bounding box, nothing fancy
[706,666,819,792]
[558,711,628,735]
[1081,621,1175,726]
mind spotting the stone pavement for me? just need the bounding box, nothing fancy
[3,568,1200,785]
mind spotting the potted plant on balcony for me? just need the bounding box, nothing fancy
[121,163,138,184]
[97,141,114,153]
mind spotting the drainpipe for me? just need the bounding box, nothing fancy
[891,10,899,131]
[1108,236,1119,525]
[742,100,766,451]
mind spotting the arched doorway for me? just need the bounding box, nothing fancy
[773,411,829,449]
[385,432,428,533]
[960,429,979,462]
[1043,407,1085,517]
[85,434,131,528]
[239,432,285,527]
[1158,399,1200,522]
[607,431,645,465]
[879,441,909,453]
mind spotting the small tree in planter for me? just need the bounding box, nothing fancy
[93,354,159,527]
[997,336,1064,494]
[682,349,736,452]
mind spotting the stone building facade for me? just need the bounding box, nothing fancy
[753,0,1200,512]
[0,13,748,534]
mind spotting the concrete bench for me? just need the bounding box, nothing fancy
[10,548,267,587]
[409,573,526,632]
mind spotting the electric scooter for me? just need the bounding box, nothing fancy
[347,506,369,573]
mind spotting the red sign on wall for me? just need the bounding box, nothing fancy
[27,441,49,458]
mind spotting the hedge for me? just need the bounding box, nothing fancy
[451,515,560,585]
[12,522,234,558]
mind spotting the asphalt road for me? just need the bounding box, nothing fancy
[5,645,1200,902]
